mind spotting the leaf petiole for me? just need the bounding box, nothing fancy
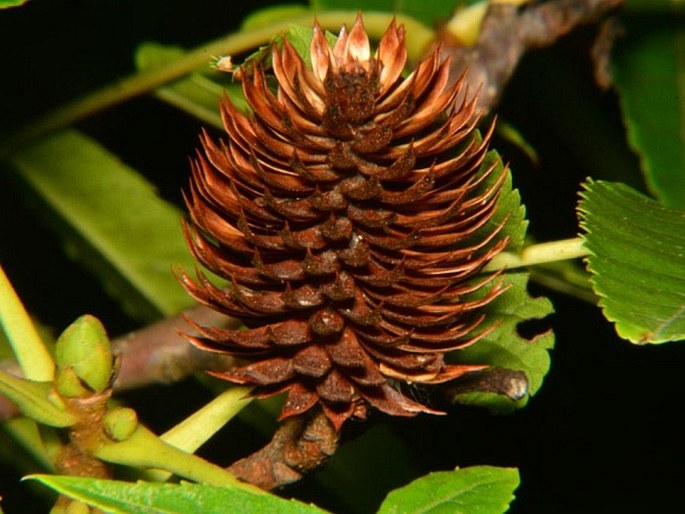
[94,424,263,492]
[485,237,589,271]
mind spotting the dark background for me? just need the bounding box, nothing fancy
[1,1,684,512]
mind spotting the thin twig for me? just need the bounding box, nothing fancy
[442,0,624,115]
[112,304,237,391]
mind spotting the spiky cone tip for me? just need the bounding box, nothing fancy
[180,13,509,432]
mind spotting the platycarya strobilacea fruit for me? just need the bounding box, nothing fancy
[179,14,509,431]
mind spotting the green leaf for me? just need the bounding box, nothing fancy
[0,329,12,361]
[377,466,519,514]
[28,475,329,514]
[612,24,685,208]
[1,417,54,471]
[135,42,248,128]
[461,145,528,253]
[0,265,54,381]
[578,179,685,344]
[453,272,555,413]
[0,370,75,428]
[0,0,29,8]
[285,25,334,69]
[6,130,196,322]
[486,151,528,251]
[238,24,338,77]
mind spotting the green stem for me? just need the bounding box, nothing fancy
[485,237,589,271]
[161,386,253,453]
[144,385,253,482]
[0,11,432,158]
[153,85,224,129]
[0,265,54,381]
[443,1,488,47]
[528,268,597,304]
[94,424,263,492]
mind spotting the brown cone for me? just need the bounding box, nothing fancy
[179,14,509,431]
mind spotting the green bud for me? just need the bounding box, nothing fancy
[55,315,113,394]
[103,407,138,442]
[54,365,90,398]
